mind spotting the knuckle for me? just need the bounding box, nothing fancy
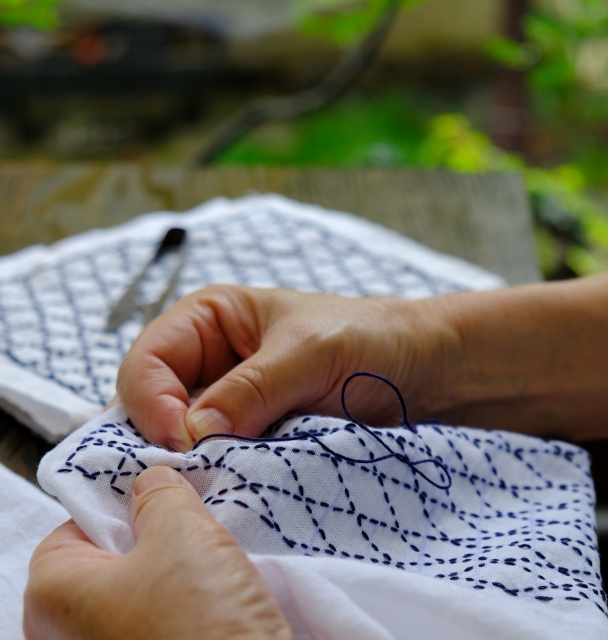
[116,347,151,389]
[224,366,269,411]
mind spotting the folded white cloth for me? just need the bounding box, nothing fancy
[2,457,591,640]
[36,404,608,639]
[0,194,503,442]
[0,463,68,640]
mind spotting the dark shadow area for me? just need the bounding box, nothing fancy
[580,440,608,584]
[0,409,52,487]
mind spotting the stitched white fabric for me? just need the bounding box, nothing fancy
[38,405,608,638]
[1,460,590,640]
[0,194,503,442]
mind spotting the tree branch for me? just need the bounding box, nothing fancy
[194,0,400,166]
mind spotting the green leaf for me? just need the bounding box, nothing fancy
[565,245,607,275]
[417,113,523,173]
[528,55,575,90]
[293,0,424,46]
[485,36,539,69]
[0,0,59,29]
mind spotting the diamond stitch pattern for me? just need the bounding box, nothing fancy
[0,207,468,410]
[39,407,606,620]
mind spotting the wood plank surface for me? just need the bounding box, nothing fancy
[0,163,540,482]
[0,164,540,284]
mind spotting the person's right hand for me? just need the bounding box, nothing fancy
[116,285,460,452]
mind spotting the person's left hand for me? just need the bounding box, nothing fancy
[23,466,292,640]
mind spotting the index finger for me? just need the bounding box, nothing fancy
[116,291,242,451]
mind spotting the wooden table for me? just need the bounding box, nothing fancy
[1,164,539,284]
[0,164,540,485]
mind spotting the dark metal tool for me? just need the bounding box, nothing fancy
[105,227,188,332]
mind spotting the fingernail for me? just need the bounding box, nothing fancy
[133,466,181,496]
[186,407,233,440]
[167,437,192,454]
[104,394,120,410]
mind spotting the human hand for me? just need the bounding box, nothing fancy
[115,285,460,451]
[24,466,292,640]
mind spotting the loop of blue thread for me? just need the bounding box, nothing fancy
[193,372,452,490]
[341,371,415,433]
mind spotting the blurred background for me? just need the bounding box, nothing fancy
[2,0,608,281]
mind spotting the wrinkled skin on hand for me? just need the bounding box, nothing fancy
[116,276,608,446]
[115,285,456,452]
[26,275,608,638]
[25,287,457,639]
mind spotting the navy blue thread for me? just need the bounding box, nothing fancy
[55,414,605,612]
[341,372,415,433]
[192,372,452,491]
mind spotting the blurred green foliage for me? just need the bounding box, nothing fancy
[0,0,414,39]
[421,114,608,272]
[292,0,423,45]
[2,0,607,277]
[218,92,428,166]
[484,0,608,276]
[485,0,608,135]
[487,1,608,89]
[0,0,59,28]
[287,0,608,277]
[285,0,608,278]
[217,90,608,277]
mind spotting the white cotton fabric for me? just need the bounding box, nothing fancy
[2,459,589,640]
[37,405,608,639]
[252,554,594,640]
[0,463,68,640]
[0,194,503,442]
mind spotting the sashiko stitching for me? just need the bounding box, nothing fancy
[7,198,602,621]
[0,207,468,407]
[50,408,605,617]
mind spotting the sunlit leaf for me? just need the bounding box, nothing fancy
[293,0,424,46]
[566,244,607,274]
[485,36,539,69]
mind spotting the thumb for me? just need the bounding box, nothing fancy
[128,467,292,640]
[184,331,340,442]
[130,466,229,549]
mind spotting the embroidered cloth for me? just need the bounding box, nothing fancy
[37,404,608,638]
[0,460,587,640]
[0,194,501,441]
